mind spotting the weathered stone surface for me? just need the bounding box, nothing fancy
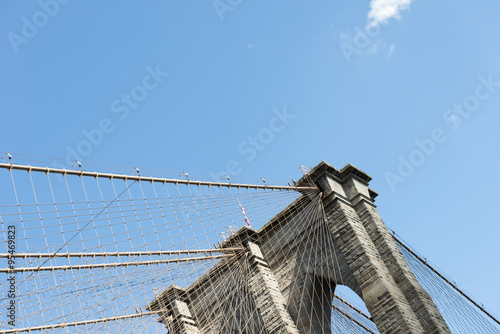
[146,286,201,333]
[148,161,451,334]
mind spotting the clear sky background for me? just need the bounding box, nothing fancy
[1,0,500,318]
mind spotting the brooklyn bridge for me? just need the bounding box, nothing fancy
[0,157,498,333]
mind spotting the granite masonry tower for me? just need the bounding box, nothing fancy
[147,161,451,333]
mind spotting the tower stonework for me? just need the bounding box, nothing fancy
[148,161,451,334]
[306,162,451,333]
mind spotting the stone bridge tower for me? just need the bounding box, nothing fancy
[147,161,451,333]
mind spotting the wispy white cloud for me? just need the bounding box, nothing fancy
[388,43,395,58]
[367,0,413,28]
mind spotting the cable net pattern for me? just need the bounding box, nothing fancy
[0,166,300,333]
[396,238,500,334]
[0,160,497,333]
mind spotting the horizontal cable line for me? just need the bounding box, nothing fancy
[0,201,292,229]
[9,265,208,309]
[7,196,290,228]
[0,196,286,252]
[1,152,296,184]
[13,263,209,304]
[0,189,286,209]
[392,233,500,326]
[332,303,377,334]
[13,270,223,318]
[2,193,289,240]
[0,247,244,258]
[0,311,162,333]
[333,294,372,321]
[0,195,296,223]
[0,163,316,192]
[0,190,294,224]
[0,254,234,273]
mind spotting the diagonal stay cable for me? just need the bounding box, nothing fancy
[16,180,137,288]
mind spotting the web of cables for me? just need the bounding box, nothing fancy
[0,166,301,333]
[0,163,498,333]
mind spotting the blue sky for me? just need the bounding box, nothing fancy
[1,0,500,318]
